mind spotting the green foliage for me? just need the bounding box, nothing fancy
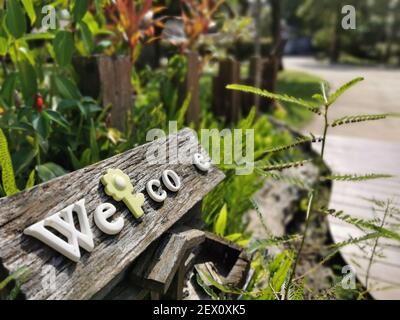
[21,0,36,26]
[0,128,19,196]
[322,173,394,182]
[331,114,393,127]
[248,235,302,253]
[5,0,26,39]
[53,31,74,67]
[213,204,227,237]
[255,134,321,159]
[277,70,326,127]
[319,208,400,242]
[256,159,310,172]
[0,267,29,300]
[72,0,89,23]
[226,84,322,114]
[36,162,67,183]
[327,77,364,107]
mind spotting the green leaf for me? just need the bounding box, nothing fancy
[255,135,321,160]
[0,36,7,55]
[226,84,321,114]
[5,0,26,39]
[53,31,74,67]
[79,21,94,54]
[36,162,67,183]
[21,0,36,25]
[225,233,242,242]
[18,59,37,103]
[0,128,19,196]
[322,173,393,182]
[72,0,89,22]
[312,93,325,103]
[331,113,393,127]
[1,72,17,107]
[67,147,82,170]
[327,77,364,107]
[42,110,70,130]
[0,267,29,291]
[319,208,400,242]
[32,113,50,141]
[13,147,37,175]
[255,159,311,172]
[90,119,99,163]
[249,235,302,253]
[80,148,92,167]
[20,32,55,42]
[214,204,227,237]
[177,93,191,128]
[269,251,293,294]
[53,75,81,100]
[25,169,35,189]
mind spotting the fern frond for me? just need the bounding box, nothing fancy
[256,160,311,172]
[328,232,381,250]
[226,84,322,114]
[257,170,310,189]
[0,128,19,196]
[255,134,322,159]
[327,77,364,107]
[287,279,305,300]
[318,208,400,241]
[321,173,393,182]
[249,235,302,253]
[331,114,390,127]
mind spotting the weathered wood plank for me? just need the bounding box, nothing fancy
[0,128,225,300]
[130,226,205,294]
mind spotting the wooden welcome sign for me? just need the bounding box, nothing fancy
[0,128,224,299]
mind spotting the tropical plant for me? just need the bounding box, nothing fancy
[102,0,165,62]
[194,77,400,300]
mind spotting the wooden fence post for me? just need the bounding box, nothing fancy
[212,58,241,124]
[184,51,201,127]
[98,55,133,132]
[261,55,279,112]
[74,55,133,132]
[243,55,263,114]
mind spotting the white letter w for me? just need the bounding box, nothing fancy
[24,199,94,262]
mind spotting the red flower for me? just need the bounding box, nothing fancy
[33,94,44,112]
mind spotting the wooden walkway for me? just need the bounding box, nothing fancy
[316,135,400,300]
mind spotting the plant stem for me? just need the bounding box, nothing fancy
[321,106,329,159]
[285,96,330,299]
[365,201,390,289]
[284,190,314,300]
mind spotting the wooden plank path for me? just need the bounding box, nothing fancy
[316,135,400,299]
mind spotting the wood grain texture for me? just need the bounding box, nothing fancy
[98,55,133,131]
[130,226,205,294]
[0,128,225,300]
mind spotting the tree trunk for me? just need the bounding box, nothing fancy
[329,6,342,63]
